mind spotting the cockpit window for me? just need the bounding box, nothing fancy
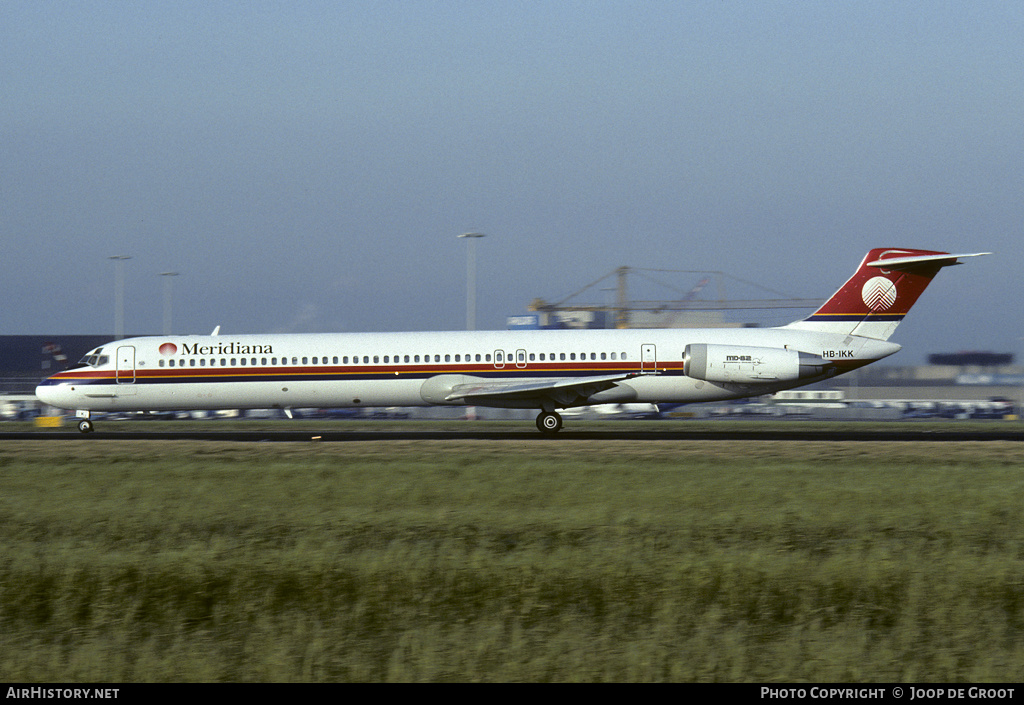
[78,349,109,367]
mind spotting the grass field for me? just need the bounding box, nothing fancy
[1,426,1023,681]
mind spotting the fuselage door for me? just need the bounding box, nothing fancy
[641,344,657,374]
[516,349,527,368]
[493,350,505,369]
[116,346,136,384]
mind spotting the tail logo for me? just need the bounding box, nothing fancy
[861,277,898,311]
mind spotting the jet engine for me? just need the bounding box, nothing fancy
[683,344,831,383]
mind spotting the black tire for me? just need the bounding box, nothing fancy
[78,419,94,434]
[536,411,563,434]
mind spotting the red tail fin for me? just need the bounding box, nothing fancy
[784,248,988,340]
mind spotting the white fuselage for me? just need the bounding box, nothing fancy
[36,327,901,414]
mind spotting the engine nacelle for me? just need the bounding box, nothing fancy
[683,344,831,383]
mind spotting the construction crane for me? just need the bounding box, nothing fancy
[527,266,821,329]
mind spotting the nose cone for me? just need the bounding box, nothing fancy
[35,379,71,410]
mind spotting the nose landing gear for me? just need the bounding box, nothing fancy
[75,411,94,434]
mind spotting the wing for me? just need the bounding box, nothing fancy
[445,372,640,408]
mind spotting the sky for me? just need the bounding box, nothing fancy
[3,1,1022,364]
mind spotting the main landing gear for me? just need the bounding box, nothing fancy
[536,410,563,435]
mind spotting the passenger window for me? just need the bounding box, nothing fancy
[445,354,451,362]
[383,356,389,363]
[190,359,197,367]
[570,353,576,360]
[454,354,460,362]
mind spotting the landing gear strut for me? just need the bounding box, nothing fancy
[536,410,563,435]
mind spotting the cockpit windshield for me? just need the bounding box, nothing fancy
[78,348,109,367]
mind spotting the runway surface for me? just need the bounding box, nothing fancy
[4,427,1024,442]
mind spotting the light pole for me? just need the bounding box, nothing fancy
[457,232,486,330]
[108,255,131,339]
[160,272,179,335]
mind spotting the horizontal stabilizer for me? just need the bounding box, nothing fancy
[867,252,991,271]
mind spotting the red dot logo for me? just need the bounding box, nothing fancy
[159,343,177,356]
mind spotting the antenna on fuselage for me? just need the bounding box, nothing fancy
[211,326,220,336]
